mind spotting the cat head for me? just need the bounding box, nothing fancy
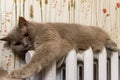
[0,17,33,54]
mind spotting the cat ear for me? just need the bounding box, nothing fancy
[0,36,11,48]
[19,17,27,26]
[18,17,28,34]
[0,36,10,42]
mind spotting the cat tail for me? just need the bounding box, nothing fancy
[105,39,118,52]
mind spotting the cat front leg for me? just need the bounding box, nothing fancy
[9,62,40,79]
[9,41,61,79]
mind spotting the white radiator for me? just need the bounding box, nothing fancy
[25,47,119,80]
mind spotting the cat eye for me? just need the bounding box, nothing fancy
[14,41,21,45]
[24,33,29,37]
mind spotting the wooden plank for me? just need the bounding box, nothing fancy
[0,40,4,68]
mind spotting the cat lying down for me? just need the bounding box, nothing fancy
[0,17,118,79]
[0,68,23,80]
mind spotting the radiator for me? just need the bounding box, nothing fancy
[25,47,119,80]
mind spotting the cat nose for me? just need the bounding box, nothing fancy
[24,44,28,47]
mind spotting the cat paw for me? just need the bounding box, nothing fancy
[105,40,118,52]
[9,69,26,79]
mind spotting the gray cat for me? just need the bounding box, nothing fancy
[0,17,117,79]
